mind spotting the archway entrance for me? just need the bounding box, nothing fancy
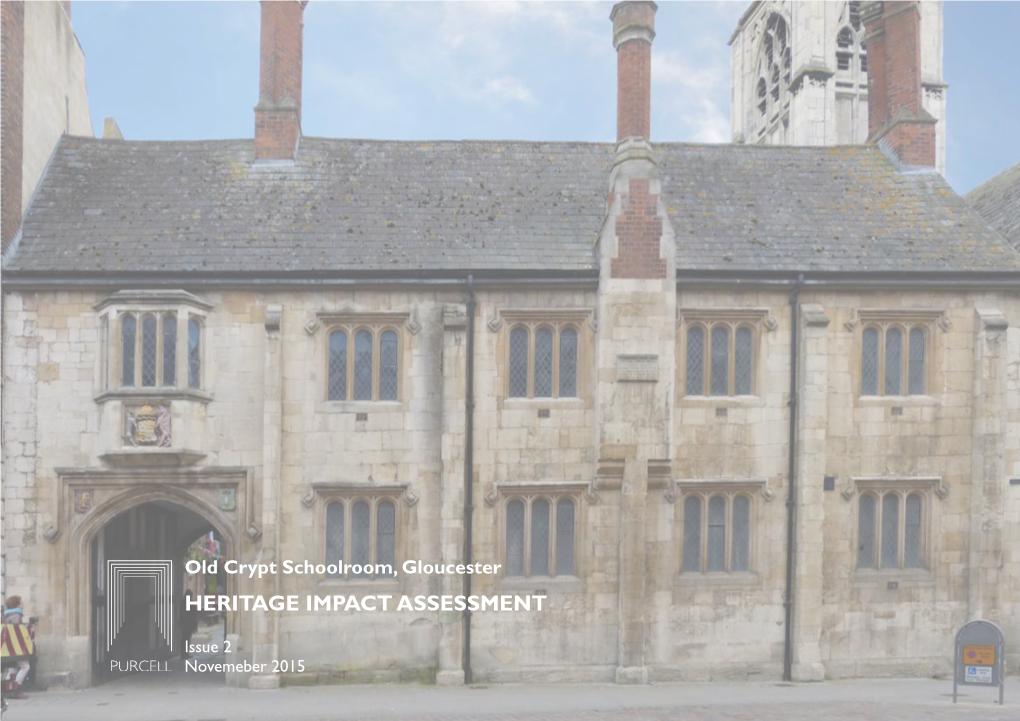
[89,500,228,686]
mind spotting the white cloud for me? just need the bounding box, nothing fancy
[475,76,536,106]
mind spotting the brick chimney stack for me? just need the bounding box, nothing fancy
[254,0,306,162]
[611,1,656,143]
[861,1,937,169]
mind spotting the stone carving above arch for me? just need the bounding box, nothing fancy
[45,465,259,544]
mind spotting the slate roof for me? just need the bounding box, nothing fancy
[6,135,1019,277]
[661,144,1020,273]
[966,160,1020,252]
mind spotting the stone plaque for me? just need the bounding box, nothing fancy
[617,354,658,382]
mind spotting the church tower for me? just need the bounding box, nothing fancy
[729,1,946,175]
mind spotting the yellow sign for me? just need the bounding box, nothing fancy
[963,645,995,666]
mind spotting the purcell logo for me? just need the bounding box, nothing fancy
[106,560,174,652]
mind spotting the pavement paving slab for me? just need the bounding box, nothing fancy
[2,677,1018,721]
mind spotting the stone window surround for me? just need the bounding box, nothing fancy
[93,290,212,404]
[488,482,586,591]
[677,308,776,405]
[846,309,948,404]
[671,479,772,583]
[312,311,417,410]
[490,308,594,405]
[843,476,947,581]
[303,482,418,588]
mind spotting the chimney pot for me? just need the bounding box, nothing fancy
[611,1,657,143]
[255,0,306,162]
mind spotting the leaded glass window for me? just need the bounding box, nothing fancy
[353,330,374,401]
[505,500,526,576]
[710,327,730,396]
[857,494,876,569]
[684,321,758,397]
[328,330,348,401]
[507,323,581,399]
[857,489,929,571]
[862,323,929,397]
[558,328,578,398]
[555,499,575,575]
[533,328,553,398]
[731,495,751,572]
[880,493,899,569]
[904,493,923,569]
[322,496,400,579]
[707,495,727,571]
[376,500,396,569]
[685,326,704,396]
[351,500,371,576]
[504,495,578,578]
[734,327,753,395]
[325,502,345,577]
[188,318,201,389]
[118,311,199,389]
[681,496,702,573]
[325,326,403,402]
[884,328,902,396]
[100,316,110,391]
[530,499,550,576]
[681,492,755,574]
[861,327,879,396]
[161,315,177,387]
[121,315,136,387]
[379,330,399,401]
[508,327,529,398]
[908,328,926,395]
[141,314,158,386]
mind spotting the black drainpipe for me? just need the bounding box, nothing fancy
[462,273,476,684]
[782,273,804,682]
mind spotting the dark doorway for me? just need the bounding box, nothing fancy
[90,501,226,686]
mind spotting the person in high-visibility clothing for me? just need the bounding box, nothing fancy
[3,595,32,700]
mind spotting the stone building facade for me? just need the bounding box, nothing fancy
[2,1,1019,690]
[0,0,91,255]
[729,0,946,175]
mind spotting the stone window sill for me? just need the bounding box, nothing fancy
[497,576,583,594]
[857,395,940,407]
[318,400,405,413]
[851,569,934,588]
[500,398,586,411]
[675,571,761,588]
[95,387,213,404]
[316,578,401,596]
[679,395,765,408]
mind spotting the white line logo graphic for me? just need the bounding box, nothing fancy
[106,560,174,652]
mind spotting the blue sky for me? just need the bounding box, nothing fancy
[73,1,1020,194]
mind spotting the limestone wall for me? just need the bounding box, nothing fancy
[2,285,1017,686]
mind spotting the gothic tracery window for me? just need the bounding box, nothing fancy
[754,12,791,137]
[836,1,868,82]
